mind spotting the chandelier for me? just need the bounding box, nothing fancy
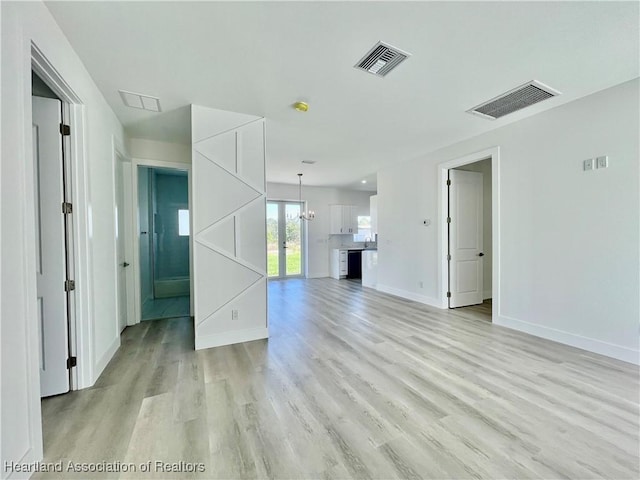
[297,173,315,221]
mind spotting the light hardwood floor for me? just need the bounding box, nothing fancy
[38,278,639,479]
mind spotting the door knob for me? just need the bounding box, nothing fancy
[122,262,130,267]
[477,253,484,257]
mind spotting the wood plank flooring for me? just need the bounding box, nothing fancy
[37,278,639,479]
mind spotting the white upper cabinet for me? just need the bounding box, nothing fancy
[330,205,358,234]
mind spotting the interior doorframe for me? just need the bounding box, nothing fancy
[437,146,501,321]
[130,158,193,325]
[266,198,308,279]
[30,43,93,390]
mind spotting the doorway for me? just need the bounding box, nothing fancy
[266,201,305,279]
[439,147,500,320]
[138,166,191,320]
[32,71,74,397]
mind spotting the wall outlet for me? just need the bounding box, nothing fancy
[231,309,238,320]
[596,156,608,169]
[583,158,594,171]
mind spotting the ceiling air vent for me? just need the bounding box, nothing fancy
[467,80,560,120]
[119,90,162,112]
[355,41,410,77]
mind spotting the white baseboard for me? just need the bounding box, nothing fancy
[496,315,640,365]
[376,284,446,309]
[483,289,492,300]
[93,335,121,382]
[196,326,269,350]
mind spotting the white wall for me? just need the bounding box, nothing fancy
[378,79,639,364]
[1,1,125,474]
[127,137,191,164]
[454,158,492,299]
[267,183,373,278]
[191,105,268,350]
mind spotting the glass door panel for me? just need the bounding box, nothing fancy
[285,204,302,276]
[267,200,304,279]
[266,202,280,278]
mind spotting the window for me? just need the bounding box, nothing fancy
[353,215,372,242]
[178,209,190,236]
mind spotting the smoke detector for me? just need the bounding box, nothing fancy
[467,80,560,120]
[119,90,162,112]
[355,41,411,77]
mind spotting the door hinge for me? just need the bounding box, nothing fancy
[66,356,77,369]
[62,202,73,214]
[447,254,451,261]
[446,179,451,186]
[64,280,75,292]
[60,124,71,136]
[446,217,451,224]
[447,291,452,298]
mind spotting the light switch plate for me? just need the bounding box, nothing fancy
[596,156,608,169]
[583,158,594,171]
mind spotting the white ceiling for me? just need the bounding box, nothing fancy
[46,1,639,191]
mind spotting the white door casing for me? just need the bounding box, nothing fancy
[192,105,268,350]
[448,169,484,308]
[32,96,70,397]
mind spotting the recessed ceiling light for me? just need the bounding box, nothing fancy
[119,90,162,112]
[361,180,367,184]
[293,101,309,112]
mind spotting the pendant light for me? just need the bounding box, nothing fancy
[297,173,315,221]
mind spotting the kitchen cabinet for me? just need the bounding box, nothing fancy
[330,249,348,279]
[330,205,358,234]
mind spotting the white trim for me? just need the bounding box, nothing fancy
[496,315,640,365]
[130,158,192,325]
[376,283,445,309]
[437,146,501,321]
[93,335,120,379]
[195,327,269,350]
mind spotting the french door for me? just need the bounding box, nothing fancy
[267,201,304,278]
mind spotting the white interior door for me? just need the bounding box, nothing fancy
[33,96,70,397]
[448,169,484,308]
[115,155,129,332]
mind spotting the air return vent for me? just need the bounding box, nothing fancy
[467,80,560,120]
[355,41,410,77]
[119,90,162,112]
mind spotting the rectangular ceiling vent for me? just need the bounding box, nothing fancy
[467,80,560,120]
[355,41,410,77]
[119,90,162,112]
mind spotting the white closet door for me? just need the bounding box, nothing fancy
[449,169,484,308]
[33,96,69,396]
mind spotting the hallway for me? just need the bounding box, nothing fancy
[38,279,639,479]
